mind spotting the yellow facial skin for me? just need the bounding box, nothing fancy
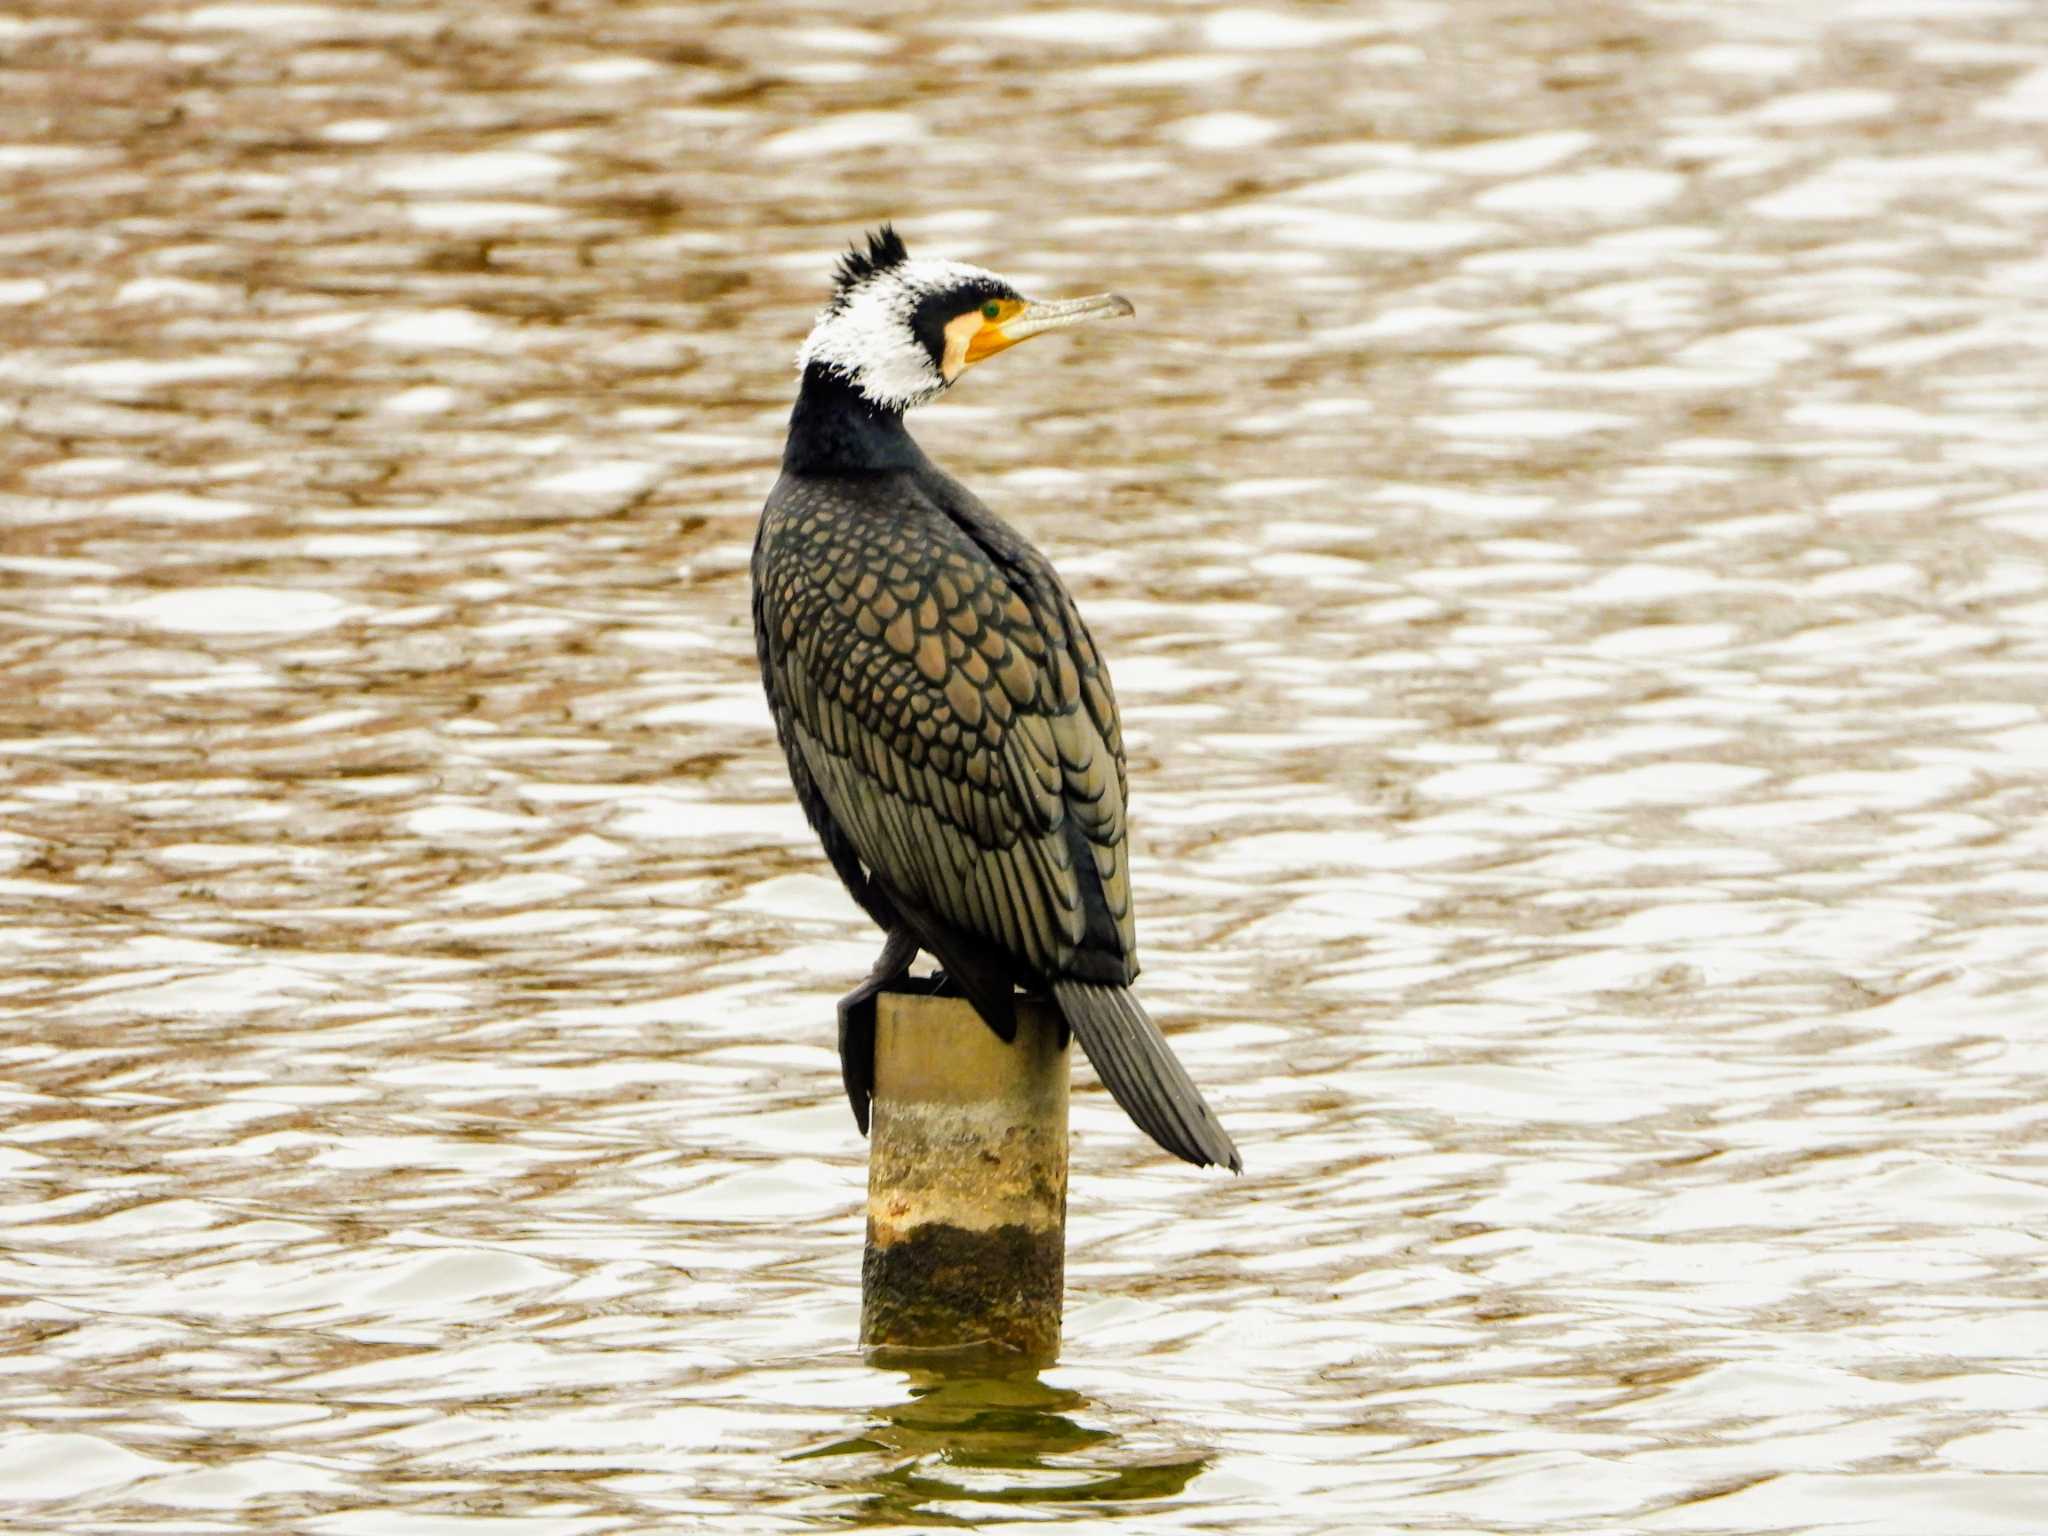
[940,292,1135,383]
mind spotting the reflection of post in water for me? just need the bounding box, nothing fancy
[791,1368,1211,1521]
[862,992,1068,1361]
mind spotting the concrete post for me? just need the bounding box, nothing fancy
[860,992,1069,1362]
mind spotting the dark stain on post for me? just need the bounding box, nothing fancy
[861,1222,1064,1362]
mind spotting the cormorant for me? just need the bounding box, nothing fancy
[752,226,1240,1172]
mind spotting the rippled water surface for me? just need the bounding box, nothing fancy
[6,1,2048,1531]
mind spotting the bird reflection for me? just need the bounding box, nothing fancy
[791,1365,1210,1523]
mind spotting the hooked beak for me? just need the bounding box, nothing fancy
[965,291,1135,365]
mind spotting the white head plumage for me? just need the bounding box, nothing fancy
[796,227,1014,411]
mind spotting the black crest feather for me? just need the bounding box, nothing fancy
[832,224,910,298]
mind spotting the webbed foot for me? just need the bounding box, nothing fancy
[837,928,919,1135]
[918,969,967,1000]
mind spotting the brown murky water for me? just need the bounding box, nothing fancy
[5,1,2048,1530]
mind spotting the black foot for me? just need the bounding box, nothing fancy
[838,928,919,1136]
[872,969,965,999]
[921,969,967,999]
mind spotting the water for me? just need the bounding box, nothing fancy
[4,1,2048,1530]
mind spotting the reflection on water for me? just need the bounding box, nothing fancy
[795,1368,1209,1525]
[4,0,2048,1530]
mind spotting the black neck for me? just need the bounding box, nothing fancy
[782,365,923,475]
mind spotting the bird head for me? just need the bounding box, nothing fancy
[797,225,1135,412]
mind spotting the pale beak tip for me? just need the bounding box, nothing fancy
[1106,293,1136,319]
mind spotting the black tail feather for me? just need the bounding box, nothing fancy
[1052,980,1241,1172]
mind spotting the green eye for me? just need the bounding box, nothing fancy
[981,301,1001,320]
